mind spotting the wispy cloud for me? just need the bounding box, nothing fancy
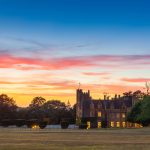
[83,72,110,76]
[0,54,150,70]
[7,37,52,49]
[121,78,150,83]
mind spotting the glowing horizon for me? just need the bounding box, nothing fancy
[0,0,150,106]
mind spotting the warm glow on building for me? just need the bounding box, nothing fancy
[98,111,101,117]
[87,121,90,129]
[116,122,120,127]
[122,113,126,118]
[111,122,114,127]
[98,122,101,128]
[122,122,126,128]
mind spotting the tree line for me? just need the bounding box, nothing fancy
[0,89,150,128]
[0,94,76,127]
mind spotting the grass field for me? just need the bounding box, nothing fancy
[0,128,150,150]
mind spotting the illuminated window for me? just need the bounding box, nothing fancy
[122,122,126,128]
[116,122,120,127]
[87,121,90,129]
[98,122,101,128]
[98,111,101,117]
[111,122,114,127]
[122,113,126,118]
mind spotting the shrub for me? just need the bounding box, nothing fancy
[1,119,12,127]
[26,119,39,128]
[15,119,26,127]
[101,118,107,128]
[61,121,69,129]
[39,121,47,129]
[79,123,88,129]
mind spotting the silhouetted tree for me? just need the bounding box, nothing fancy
[132,90,145,100]
[123,91,133,97]
[0,94,17,120]
[29,96,46,108]
[123,90,145,100]
[16,107,29,120]
[28,97,46,119]
[41,100,75,124]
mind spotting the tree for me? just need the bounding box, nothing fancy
[0,94,17,120]
[123,91,133,97]
[29,96,46,109]
[138,96,150,126]
[28,97,46,119]
[42,100,75,124]
[127,96,150,126]
[123,90,145,99]
[127,101,142,123]
[42,100,68,124]
[16,107,29,120]
[133,90,145,100]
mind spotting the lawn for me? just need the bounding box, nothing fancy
[0,128,150,150]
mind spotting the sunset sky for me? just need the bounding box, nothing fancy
[0,0,150,106]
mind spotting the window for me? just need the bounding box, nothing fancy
[111,122,114,127]
[122,122,126,128]
[122,113,126,118]
[98,111,101,117]
[116,122,120,127]
[116,113,120,119]
[111,113,115,119]
[98,122,101,128]
[98,104,101,109]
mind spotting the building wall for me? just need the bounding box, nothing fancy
[76,89,140,128]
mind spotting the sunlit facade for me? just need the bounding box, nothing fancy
[76,89,142,128]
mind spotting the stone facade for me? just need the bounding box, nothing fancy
[76,89,140,128]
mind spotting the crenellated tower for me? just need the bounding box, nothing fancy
[76,89,91,124]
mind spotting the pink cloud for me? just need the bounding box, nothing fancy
[0,54,95,70]
[0,54,150,70]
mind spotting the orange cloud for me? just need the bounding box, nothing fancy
[83,72,110,76]
[121,78,150,83]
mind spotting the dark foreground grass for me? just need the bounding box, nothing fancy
[0,128,150,150]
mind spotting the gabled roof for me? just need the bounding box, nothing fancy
[92,96,132,109]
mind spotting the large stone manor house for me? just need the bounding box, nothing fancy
[76,89,141,128]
